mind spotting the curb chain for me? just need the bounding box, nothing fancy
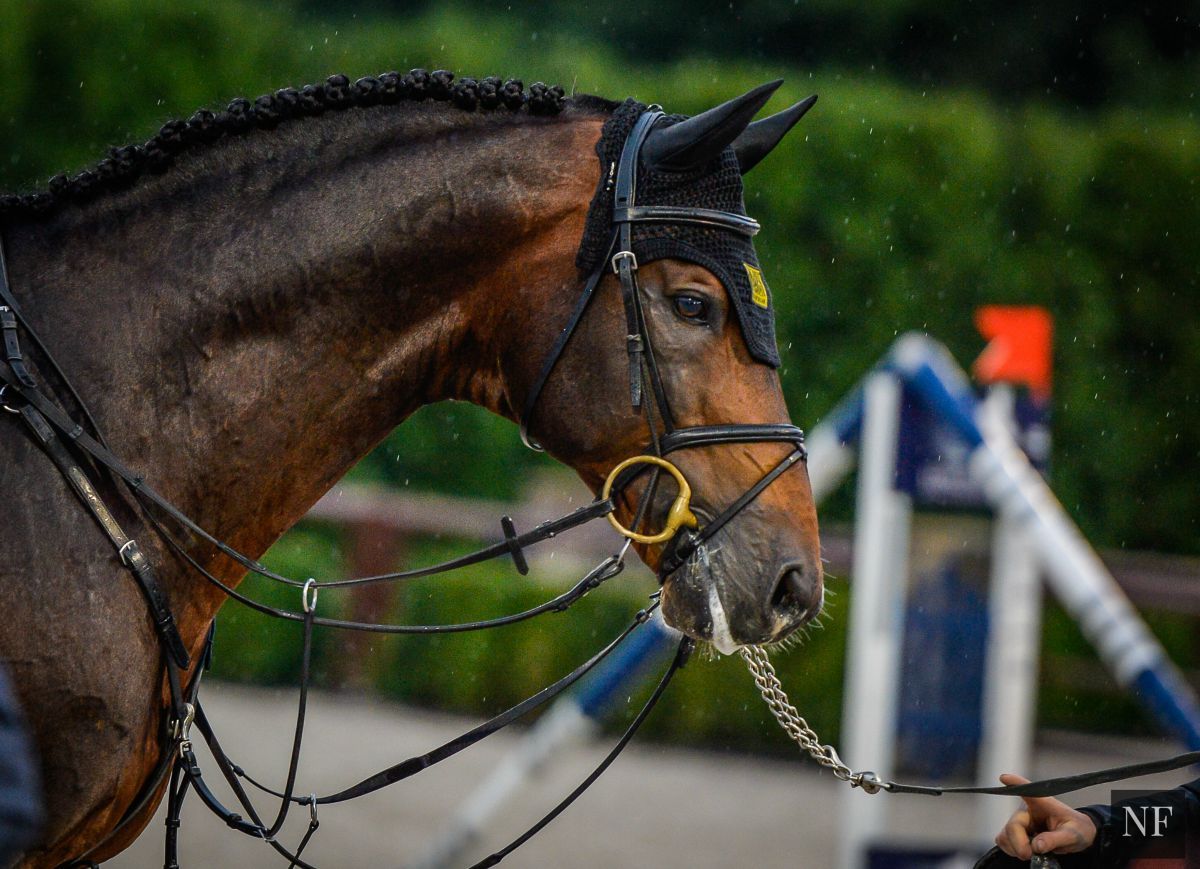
[739,645,884,794]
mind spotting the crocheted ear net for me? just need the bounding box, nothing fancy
[576,98,781,367]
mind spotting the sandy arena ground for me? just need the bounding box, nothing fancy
[108,681,1188,868]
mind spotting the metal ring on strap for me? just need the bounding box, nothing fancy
[601,456,698,544]
[301,578,318,614]
[0,384,20,414]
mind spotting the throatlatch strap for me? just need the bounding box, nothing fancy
[519,237,614,451]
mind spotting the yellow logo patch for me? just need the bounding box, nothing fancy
[744,264,770,308]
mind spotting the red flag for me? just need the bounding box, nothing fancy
[973,306,1053,402]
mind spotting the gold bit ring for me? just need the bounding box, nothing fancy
[601,455,698,545]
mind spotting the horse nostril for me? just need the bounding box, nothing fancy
[770,567,810,618]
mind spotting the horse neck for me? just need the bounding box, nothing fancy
[2,104,603,635]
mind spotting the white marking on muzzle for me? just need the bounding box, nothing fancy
[707,584,741,656]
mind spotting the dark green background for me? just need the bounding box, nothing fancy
[2,0,1197,751]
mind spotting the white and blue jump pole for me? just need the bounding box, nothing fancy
[419,332,1200,869]
[890,333,1200,750]
[838,333,1200,867]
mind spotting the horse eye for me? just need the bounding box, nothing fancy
[673,295,708,320]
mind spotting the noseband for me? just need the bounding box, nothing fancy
[521,108,807,571]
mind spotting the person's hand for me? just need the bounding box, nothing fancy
[994,773,1098,859]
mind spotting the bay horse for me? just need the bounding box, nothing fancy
[0,69,821,866]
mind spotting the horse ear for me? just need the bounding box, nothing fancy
[640,80,783,172]
[731,94,818,175]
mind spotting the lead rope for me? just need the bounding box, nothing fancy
[738,646,882,791]
[741,644,1200,805]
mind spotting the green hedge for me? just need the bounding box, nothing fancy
[212,530,1200,753]
[3,0,1197,552]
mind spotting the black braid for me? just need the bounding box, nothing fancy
[0,68,569,221]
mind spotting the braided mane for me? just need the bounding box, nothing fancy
[0,68,581,221]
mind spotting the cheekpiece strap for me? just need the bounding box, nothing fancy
[612,110,664,413]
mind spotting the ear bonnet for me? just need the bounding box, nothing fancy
[576,98,781,366]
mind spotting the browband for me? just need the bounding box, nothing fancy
[612,207,761,237]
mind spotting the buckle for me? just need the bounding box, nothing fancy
[118,539,139,567]
[0,384,20,414]
[611,250,638,274]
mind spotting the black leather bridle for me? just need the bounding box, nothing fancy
[520,107,807,573]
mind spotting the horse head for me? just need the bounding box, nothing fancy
[518,82,822,652]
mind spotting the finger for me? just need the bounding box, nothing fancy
[999,773,1030,786]
[1033,825,1088,855]
[1002,817,1034,861]
[1000,771,1070,817]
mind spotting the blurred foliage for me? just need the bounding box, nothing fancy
[3,0,1199,747]
[308,0,1200,111]
[3,0,1197,551]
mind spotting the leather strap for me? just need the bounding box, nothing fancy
[659,444,807,576]
[518,239,613,450]
[0,238,108,446]
[469,636,693,868]
[66,630,211,869]
[659,423,805,455]
[612,111,663,413]
[0,358,616,594]
[884,750,1200,798]
[173,608,662,869]
[0,243,35,390]
[616,251,645,409]
[613,206,760,236]
[0,305,35,389]
[499,515,530,575]
[316,606,657,805]
[14,401,190,669]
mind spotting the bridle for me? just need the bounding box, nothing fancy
[520,107,808,572]
[0,104,808,868]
